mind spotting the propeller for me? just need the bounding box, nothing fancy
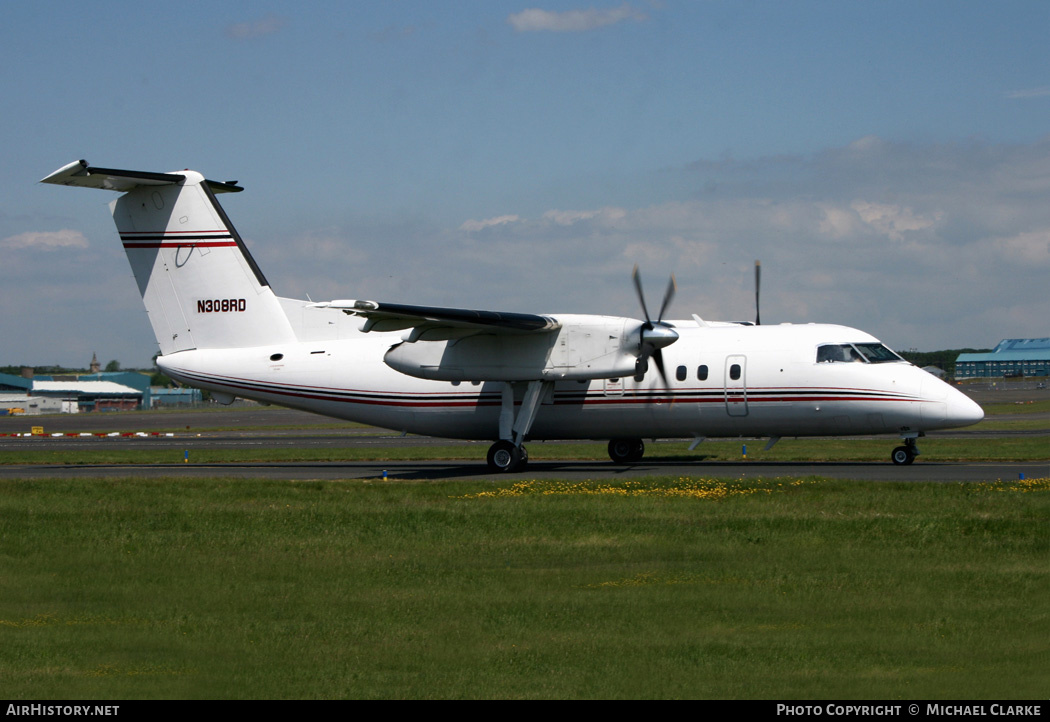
[631,266,679,388]
[754,259,761,326]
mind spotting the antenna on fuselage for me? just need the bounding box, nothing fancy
[754,259,762,326]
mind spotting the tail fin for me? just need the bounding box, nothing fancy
[42,160,296,355]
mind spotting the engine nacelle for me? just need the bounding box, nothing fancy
[383,315,640,382]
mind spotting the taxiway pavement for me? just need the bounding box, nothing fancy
[1,403,1045,483]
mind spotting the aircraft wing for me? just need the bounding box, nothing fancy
[310,299,560,341]
[313,298,644,382]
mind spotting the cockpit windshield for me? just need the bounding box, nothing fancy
[816,343,904,364]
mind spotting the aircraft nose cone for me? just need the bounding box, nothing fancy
[946,389,984,427]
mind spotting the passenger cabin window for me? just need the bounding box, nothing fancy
[729,364,741,381]
[697,365,708,381]
[816,343,904,364]
[676,365,687,382]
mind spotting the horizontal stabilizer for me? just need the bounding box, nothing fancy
[40,160,242,194]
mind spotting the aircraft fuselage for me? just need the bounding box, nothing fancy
[158,320,983,443]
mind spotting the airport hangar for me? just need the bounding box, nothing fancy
[0,369,200,415]
[955,339,1050,380]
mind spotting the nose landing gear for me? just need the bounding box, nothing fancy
[891,436,920,465]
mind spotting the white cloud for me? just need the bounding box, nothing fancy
[990,231,1050,266]
[621,240,673,265]
[508,4,646,33]
[817,204,859,239]
[459,215,521,232]
[1005,86,1050,99]
[1,230,88,250]
[285,229,368,262]
[543,208,601,225]
[226,15,288,40]
[542,207,626,226]
[850,201,941,241]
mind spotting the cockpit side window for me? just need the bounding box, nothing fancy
[817,344,860,363]
[853,343,904,363]
[816,343,903,364]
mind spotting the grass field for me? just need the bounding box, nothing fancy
[1,475,1047,699]
[2,396,1047,699]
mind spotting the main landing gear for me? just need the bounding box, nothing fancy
[891,436,920,465]
[487,440,529,473]
[486,380,550,473]
[608,438,645,464]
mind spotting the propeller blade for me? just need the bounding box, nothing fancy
[653,349,677,406]
[632,265,652,326]
[754,260,762,326]
[652,349,670,389]
[657,274,677,324]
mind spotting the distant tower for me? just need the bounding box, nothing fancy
[90,352,100,374]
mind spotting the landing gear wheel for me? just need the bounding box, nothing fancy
[487,440,527,472]
[608,438,645,464]
[891,446,916,465]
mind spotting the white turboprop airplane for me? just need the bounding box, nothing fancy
[41,160,984,471]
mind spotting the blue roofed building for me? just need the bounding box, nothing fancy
[0,360,201,413]
[0,370,144,412]
[149,386,203,408]
[955,339,1050,379]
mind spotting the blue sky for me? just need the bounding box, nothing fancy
[3,1,1049,368]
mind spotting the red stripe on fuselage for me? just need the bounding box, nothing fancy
[166,368,922,412]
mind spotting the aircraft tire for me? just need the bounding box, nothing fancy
[891,446,915,465]
[608,438,645,464]
[488,440,526,472]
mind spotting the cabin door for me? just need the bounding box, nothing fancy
[725,355,748,417]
